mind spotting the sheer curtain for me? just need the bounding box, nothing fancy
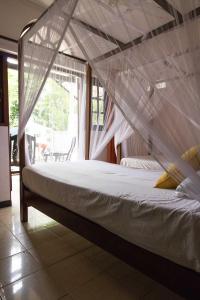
[18,0,78,141]
[25,53,86,164]
[114,108,133,154]
[89,77,120,160]
[89,77,134,161]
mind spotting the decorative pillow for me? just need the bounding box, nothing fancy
[154,145,200,189]
[176,171,200,198]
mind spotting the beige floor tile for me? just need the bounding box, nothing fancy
[15,227,59,249]
[106,260,137,280]
[143,284,186,300]
[0,225,15,242]
[0,213,20,227]
[119,273,153,298]
[27,211,54,229]
[81,245,102,260]
[82,245,118,271]
[60,232,93,252]
[0,251,41,286]
[116,267,158,292]
[28,238,79,266]
[6,221,29,236]
[47,223,73,237]
[0,236,25,259]
[5,218,49,236]
[2,270,64,300]
[46,252,103,294]
[71,273,145,300]
[0,207,15,217]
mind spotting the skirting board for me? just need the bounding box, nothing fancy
[0,200,12,208]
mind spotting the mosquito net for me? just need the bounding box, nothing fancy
[19,0,200,200]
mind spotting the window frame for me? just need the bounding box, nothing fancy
[91,78,107,131]
[0,51,17,127]
[0,54,8,126]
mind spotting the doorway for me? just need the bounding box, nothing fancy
[7,56,19,174]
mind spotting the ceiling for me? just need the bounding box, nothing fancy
[27,0,53,8]
[0,0,49,41]
[2,0,200,59]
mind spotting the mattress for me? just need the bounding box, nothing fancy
[23,160,200,273]
[120,156,162,170]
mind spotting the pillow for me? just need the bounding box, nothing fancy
[154,145,200,189]
[176,171,200,198]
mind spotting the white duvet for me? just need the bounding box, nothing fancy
[23,160,200,273]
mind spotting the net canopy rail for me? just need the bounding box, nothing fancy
[19,0,200,201]
[18,1,200,298]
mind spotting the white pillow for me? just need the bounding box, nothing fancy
[176,171,200,198]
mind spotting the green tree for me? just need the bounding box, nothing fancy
[8,68,19,127]
[32,78,70,131]
[8,68,70,131]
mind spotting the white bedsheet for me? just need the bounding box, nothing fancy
[120,156,162,170]
[23,160,200,272]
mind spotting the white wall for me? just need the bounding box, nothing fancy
[0,37,17,55]
[0,127,10,202]
[0,0,44,41]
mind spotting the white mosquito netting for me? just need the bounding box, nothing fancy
[19,0,86,163]
[25,53,86,164]
[19,0,200,200]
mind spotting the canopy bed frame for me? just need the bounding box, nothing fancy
[18,1,200,299]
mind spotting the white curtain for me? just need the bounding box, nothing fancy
[114,108,133,154]
[89,77,135,161]
[25,53,86,164]
[89,77,119,160]
[18,0,78,141]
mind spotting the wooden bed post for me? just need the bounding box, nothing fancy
[117,143,122,164]
[85,63,92,160]
[19,134,28,222]
[18,33,28,222]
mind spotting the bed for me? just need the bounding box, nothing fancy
[120,155,162,170]
[21,160,200,299]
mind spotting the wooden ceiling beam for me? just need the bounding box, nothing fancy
[153,0,183,23]
[71,17,125,48]
[93,19,176,63]
[93,6,200,63]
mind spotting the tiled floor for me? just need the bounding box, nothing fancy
[0,175,184,300]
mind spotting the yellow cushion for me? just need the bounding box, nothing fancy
[155,145,200,189]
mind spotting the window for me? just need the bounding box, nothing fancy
[7,57,19,129]
[7,56,19,173]
[91,78,107,130]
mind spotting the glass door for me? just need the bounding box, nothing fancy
[0,56,5,124]
[7,56,19,174]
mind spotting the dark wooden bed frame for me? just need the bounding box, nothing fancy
[21,185,200,300]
